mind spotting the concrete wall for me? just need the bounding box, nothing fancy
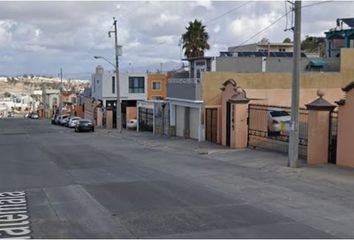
[167,81,199,100]
[84,97,100,124]
[203,71,352,107]
[336,87,354,168]
[216,57,309,73]
[153,102,170,136]
[340,48,354,73]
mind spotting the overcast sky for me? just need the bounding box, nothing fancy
[0,1,353,78]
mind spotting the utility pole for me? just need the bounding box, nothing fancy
[109,17,122,133]
[59,68,63,115]
[288,0,301,168]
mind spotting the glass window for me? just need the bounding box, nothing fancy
[152,81,161,90]
[270,111,289,117]
[129,77,145,93]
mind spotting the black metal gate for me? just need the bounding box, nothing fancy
[248,104,309,159]
[328,111,338,164]
[139,108,153,132]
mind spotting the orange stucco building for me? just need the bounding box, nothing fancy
[147,74,167,100]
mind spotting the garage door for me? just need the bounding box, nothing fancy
[189,108,199,139]
[175,106,185,137]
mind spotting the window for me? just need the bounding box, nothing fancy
[152,81,161,90]
[129,77,144,93]
[112,76,115,94]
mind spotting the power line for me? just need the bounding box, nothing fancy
[302,0,333,8]
[205,1,253,24]
[236,10,291,47]
[232,0,333,49]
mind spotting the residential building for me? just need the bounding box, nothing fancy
[202,48,354,146]
[147,73,168,100]
[325,18,354,57]
[166,57,215,141]
[91,65,147,128]
[228,39,294,53]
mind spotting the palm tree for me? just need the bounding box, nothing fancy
[181,19,210,59]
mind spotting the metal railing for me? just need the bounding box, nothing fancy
[168,78,200,84]
[248,104,309,159]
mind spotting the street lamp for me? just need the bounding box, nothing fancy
[93,56,115,68]
[93,55,121,132]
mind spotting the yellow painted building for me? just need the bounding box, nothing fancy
[203,48,354,107]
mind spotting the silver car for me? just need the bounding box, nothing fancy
[68,117,81,128]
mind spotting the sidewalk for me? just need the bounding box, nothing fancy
[96,128,228,155]
[96,127,354,185]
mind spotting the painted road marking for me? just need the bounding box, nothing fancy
[0,191,31,239]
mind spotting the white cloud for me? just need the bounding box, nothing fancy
[213,25,220,33]
[0,1,351,75]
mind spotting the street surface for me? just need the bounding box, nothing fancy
[1,118,354,238]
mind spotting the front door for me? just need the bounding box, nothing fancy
[206,108,218,143]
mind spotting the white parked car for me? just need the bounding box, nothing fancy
[58,114,70,125]
[267,108,291,136]
[31,113,39,119]
[127,119,137,129]
[68,117,81,128]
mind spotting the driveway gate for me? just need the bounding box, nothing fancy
[139,107,153,132]
[328,111,338,164]
[248,104,309,159]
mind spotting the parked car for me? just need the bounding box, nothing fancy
[58,114,70,125]
[267,108,291,136]
[75,119,94,132]
[31,112,39,119]
[127,119,137,129]
[68,117,80,128]
[64,115,74,127]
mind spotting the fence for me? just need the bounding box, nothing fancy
[328,111,338,164]
[248,104,309,159]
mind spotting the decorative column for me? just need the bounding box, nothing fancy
[229,89,250,149]
[305,90,335,165]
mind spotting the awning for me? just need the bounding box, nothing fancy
[308,59,327,67]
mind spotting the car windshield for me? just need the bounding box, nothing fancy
[270,111,289,117]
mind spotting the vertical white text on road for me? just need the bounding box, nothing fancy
[0,191,31,238]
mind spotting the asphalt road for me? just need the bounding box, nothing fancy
[0,118,344,238]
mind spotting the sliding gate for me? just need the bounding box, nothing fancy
[248,104,309,159]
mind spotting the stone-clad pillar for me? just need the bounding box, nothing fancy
[305,90,335,165]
